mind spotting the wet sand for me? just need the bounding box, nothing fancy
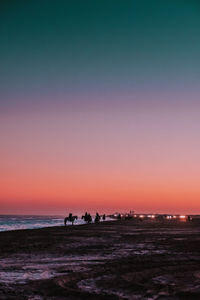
[0,219,200,299]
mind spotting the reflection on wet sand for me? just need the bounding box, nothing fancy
[1,219,200,299]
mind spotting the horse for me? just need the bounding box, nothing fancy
[82,213,92,224]
[64,215,78,226]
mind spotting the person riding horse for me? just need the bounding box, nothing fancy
[82,212,92,224]
[64,213,78,226]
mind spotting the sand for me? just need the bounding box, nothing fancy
[0,219,200,299]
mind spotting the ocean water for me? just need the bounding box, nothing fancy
[0,215,85,232]
[0,215,114,232]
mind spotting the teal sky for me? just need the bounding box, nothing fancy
[1,0,200,110]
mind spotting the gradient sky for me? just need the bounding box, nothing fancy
[1,0,200,215]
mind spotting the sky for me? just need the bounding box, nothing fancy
[1,0,200,215]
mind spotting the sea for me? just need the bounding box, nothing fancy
[0,215,114,232]
[0,215,85,232]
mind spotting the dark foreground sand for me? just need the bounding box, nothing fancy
[1,219,200,299]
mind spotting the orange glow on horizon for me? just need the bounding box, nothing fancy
[1,108,200,215]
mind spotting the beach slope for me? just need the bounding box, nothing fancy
[0,220,200,299]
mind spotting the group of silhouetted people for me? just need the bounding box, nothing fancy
[64,212,106,226]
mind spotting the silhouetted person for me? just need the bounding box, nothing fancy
[87,213,92,223]
[82,212,92,224]
[95,212,100,224]
[117,214,121,220]
[82,212,88,222]
[102,214,106,221]
[64,213,78,226]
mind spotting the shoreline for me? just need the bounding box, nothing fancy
[0,219,116,234]
[0,214,116,233]
[1,219,200,299]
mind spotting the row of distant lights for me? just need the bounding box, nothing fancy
[135,214,186,219]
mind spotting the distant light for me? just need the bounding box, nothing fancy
[173,215,177,219]
[166,215,172,219]
[179,215,186,219]
[151,215,155,219]
[139,215,144,218]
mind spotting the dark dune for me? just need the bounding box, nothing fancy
[1,219,200,299]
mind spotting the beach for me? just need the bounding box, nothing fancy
[1,219,200,299]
